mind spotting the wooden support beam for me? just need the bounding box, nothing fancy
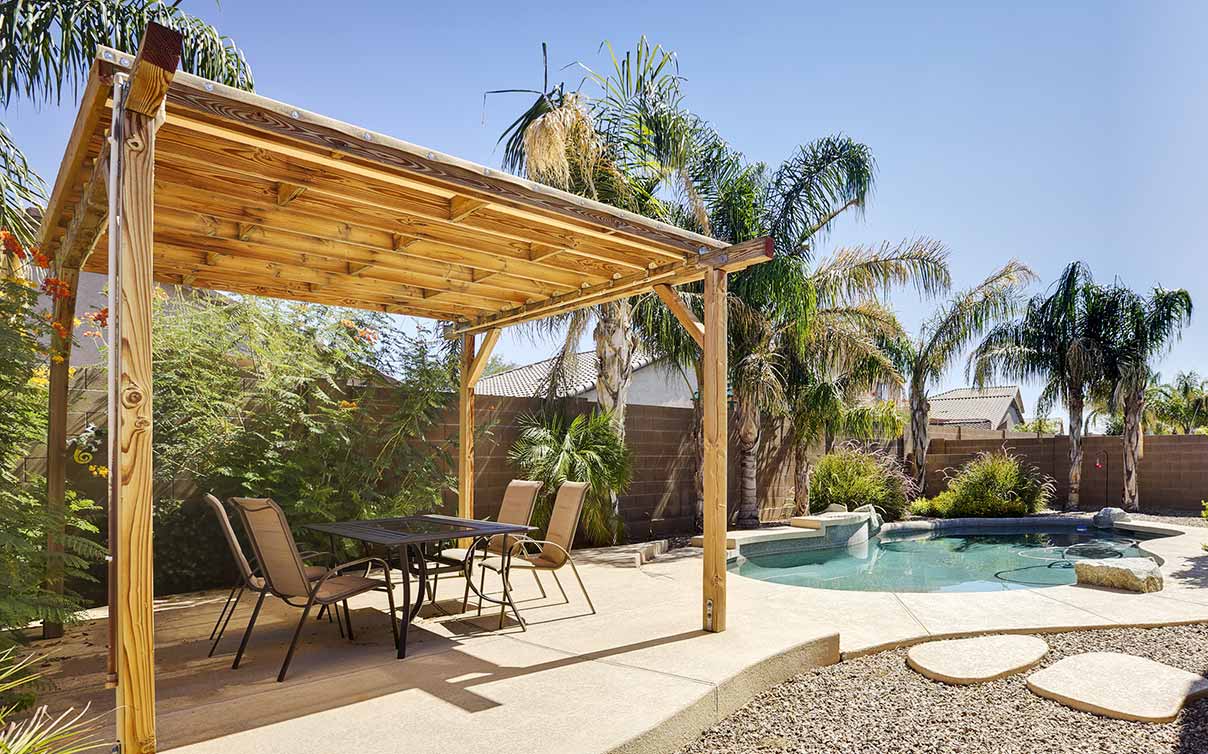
[449,237,773,337]
[466,328,501,387]
[276,181,307,206]
[42,265,81,640]
[111,24,180,754]
[653,284,704,348]
[701,268,728,633]
[122,22,182,116]
[449,195,488,222]
[458,334,477,545]
[697,236,774,273]
[57,151,110,268]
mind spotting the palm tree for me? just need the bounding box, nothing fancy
[894,260,1036,491]
[1155,370,1208,434]
[971,262,1113,509]
[490,39,698,442]
[1096,284,1192,510]
[0,0,255,247]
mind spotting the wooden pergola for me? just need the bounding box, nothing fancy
[37,24,772,754]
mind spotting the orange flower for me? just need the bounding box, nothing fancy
[51,321,70,340]
[40,276,72,301]
[31,248,50,269]
[85,306,109,327]
[1,229,25,260]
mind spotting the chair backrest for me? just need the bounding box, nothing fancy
[202,494,254,585]
[497,480,543,526]
[542,481,589,567]
[229,497,310,598]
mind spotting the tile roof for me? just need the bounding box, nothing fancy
[477,350,658,399]
[928,386,1024,428]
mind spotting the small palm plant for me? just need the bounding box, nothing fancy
[0,648,100,753]
[508,411,633,545]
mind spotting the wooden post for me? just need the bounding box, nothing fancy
[43,265,80,639]
[458,333,477,531]
[701,267,728,633]
[109,22,181,754]
[458,328,499,540]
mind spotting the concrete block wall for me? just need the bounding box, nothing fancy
[923,434,1208,512]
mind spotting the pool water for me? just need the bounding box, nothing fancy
[734,526,1160,593]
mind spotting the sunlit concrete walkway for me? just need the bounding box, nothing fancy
[35,521,1208,754]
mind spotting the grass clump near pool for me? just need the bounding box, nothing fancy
[912,449,1054,518]
[809,444,916,521]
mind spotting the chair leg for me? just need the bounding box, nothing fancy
[209,582,240,640]
[277,599,316,682]
[531,570,547,599]
[568,559,596,615]
[476,561,487,617]
[209,584,244,657]
[232,591,266,670]
[383,579,400,654]
[343,599,354,641]
[551,570,569,604]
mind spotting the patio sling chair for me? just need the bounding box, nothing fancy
[201,494,335,658]
[228,497,401,682]
[477,481,596,628]
[439,480,543,610]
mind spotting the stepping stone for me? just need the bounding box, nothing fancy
[907,634,1049,684]
[1027,652,1208,722]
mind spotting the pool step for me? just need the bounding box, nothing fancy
[790,511,871,530]
[690,526,824,550]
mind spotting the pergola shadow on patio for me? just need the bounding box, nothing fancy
[36,23,773,754]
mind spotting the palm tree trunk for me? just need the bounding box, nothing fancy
[736,399,761,529]
[910,390,929,493]
[594,300,637,534]
[1067,391,1084,511]
[593,300,637,442]
[793,442,810,515]
[1122,390,1143,511]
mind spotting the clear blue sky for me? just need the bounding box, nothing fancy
[6,0,1206,418]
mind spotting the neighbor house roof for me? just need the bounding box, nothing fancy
[928,386,1024,428]
[477,350,657,399]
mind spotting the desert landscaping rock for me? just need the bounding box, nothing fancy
[678,624,1208,754]
[1092,507,1131,528]
[1074,557,1163,592]
[907,634,1049,684]
[1026,652,1208,723]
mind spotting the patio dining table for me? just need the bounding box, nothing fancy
[305,514,533,658]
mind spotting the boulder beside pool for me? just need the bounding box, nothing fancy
[1074,557,1163,593]
[1092,507,1131,528]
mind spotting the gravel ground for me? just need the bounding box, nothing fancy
[1132,511,1208,529]
[678,624,1208,754]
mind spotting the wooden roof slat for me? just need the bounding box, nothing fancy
[150,152,629,285]
[153,123,661,275]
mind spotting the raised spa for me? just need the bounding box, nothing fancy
[732,524,1164,593]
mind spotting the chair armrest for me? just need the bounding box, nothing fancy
[508,538,571,562]
[311,556,394,594]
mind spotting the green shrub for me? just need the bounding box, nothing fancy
[911,449,1054,518]
[807,444,915,522]
[508,410,633,545]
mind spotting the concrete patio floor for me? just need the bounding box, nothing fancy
[34,521,1208,754]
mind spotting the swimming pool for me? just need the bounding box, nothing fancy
[733,525,1162,593]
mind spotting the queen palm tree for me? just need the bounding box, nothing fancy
[893,260,1036,491]
[970,262,1115,509]
[0,0,255,247]
[1155,370,1208,434]
[1096,284,1192,510]
[490,39,700,442]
